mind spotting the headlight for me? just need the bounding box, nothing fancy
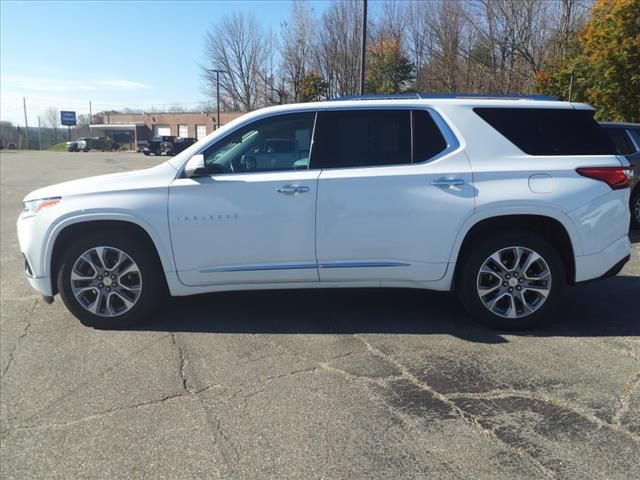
[22,197,61,218]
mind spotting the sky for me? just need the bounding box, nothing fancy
[0,0,330,126]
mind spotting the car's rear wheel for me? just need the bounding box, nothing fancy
[57,231,165,329]
[631,188,640,230]
[456,231,565,330]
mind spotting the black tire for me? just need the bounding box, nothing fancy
[630,188,640,230]
[83,148,90,152]
[456,230,565,331]
[57,230,165,329]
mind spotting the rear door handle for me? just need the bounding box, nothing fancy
[277,185,309,195]
[431,178,465,187]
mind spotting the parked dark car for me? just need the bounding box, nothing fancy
[143,136,196,156]
[68,137,117,152]
[600,122,640,229]
[143,136,175,156]
[136,140,149,153]
[67,137,91,152]
[170,137,197,155]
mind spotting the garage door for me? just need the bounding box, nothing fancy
[178,124,188,138]
[154,125,171,136]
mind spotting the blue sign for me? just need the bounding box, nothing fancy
[60,111,77,126]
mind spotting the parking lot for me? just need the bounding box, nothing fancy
[1,150,639,479]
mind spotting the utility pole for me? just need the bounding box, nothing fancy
[206,69,227,130]
[568,70,575,102]
[23,97,30,149]
[89,101,93,136]
[359,0,368,96]
[37,117,42,150]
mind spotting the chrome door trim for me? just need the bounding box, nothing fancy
[318,261,410,269]
[199,262,317,273]
[199,260,411,273]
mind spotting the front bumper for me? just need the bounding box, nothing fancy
[17,214,54,297]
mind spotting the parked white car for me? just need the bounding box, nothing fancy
[17,95,632,330]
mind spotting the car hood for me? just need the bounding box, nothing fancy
[24,162,177,201]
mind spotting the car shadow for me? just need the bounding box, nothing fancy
[134,274,640,343]
[630,229,640,244]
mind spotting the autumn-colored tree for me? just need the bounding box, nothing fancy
[536,0,640,122]
[299,72,329,102]
[365,38,414,94]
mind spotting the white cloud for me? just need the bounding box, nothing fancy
[96,79,153,89]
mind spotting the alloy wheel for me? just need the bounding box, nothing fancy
[70,246,142,317]
[476,246,552,319]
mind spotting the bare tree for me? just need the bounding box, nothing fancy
[203,12,271,111]
[256,29,284,105]
[316,0,364,98]
[201,0,594,103]
[372,0,406,45]
[44,107,59,144]
[281,0,316,102]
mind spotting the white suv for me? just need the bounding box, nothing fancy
[17,95,633,330]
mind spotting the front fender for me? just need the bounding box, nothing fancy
[42,211,176,280]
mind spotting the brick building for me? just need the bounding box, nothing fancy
[90,111,245,149]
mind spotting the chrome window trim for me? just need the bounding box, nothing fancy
[177,105,462,178]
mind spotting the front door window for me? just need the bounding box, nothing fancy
[202,112,316,174]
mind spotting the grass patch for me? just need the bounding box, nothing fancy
[48,142,68,152]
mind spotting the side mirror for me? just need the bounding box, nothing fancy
[184,154,207,178]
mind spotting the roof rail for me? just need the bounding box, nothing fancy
[333,92,558,101]
[333,93,420,101]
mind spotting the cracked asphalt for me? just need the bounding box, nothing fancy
[1,150,639,479]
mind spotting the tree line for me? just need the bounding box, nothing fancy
[202,0,639,121]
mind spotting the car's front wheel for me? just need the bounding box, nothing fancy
[456,231,565,330]
[57,231,165,329]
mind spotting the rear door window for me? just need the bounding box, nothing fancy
[474,108,615,155]
[311,110,411,169]
[311,109,448,169]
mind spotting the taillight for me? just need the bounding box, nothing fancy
[576,166,633,190]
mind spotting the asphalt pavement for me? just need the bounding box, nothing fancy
[1,150,639,479]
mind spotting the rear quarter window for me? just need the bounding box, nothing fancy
[474,107,615,156]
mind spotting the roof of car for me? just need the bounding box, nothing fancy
[246,98,594,117]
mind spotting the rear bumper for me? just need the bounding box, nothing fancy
[576,254,630,284]
[574,235,631,283]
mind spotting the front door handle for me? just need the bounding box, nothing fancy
[431,178,465,187]
[277,185,310,195]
